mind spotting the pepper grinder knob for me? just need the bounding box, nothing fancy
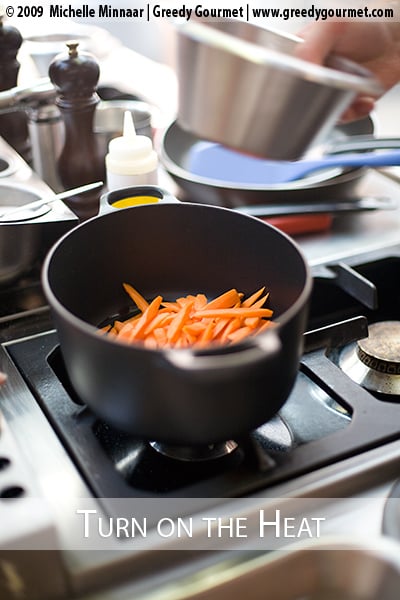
[50,41,100,105]
[49,42,105,220]
[0,16,31,162]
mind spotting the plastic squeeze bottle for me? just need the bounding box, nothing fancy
[105,111,158,191]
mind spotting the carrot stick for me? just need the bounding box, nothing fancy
[201,288,241,310]
[244,316,260,328]
[128,295,163,341]
[177,295,196,307]
[122,283,149,312]
[153,327,168,346]
[194,293,208,310]
[183,322,207,336]
[228,326,254,343]
[183,330,198,345]
[255,320,275,334]
[105,284,274,349]
[167,300,194,344]
[144,312,173,336]
[241,287,266,307]
[220,317,242,344]
[193,308,273,319]
[117,321,135,340]
[98,324,111,334]
[212,317,231,339]
[197,320,216,346]
[161,301,180,312]
[250,293,270,309]
[143,333,158,349]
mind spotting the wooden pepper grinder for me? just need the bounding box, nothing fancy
[49,42,105,220]
[0,16,31,162]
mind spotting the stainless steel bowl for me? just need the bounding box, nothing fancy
[176,20,382,160]
[0,138,78,285]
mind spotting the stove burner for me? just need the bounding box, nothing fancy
[149,440,238,461]
[358,321,400,371]
[338,321,400,396]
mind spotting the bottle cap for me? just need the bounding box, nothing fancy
[106,111,158,175]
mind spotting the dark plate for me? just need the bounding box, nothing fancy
[160,116,376,208]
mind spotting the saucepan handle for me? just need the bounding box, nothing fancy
[98,185,180,216]
[162,330,281,378]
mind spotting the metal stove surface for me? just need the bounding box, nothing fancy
[1,171,400,599]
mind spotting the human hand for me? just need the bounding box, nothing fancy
[0,372,7,385]
[296,20,400,121]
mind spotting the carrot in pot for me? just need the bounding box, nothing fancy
[122,283,149,312]
[167,300,195,344]
[241,286,266,307]
[126,295,163,341]
[202,288,241,310]
[193,308,273,319]
[102,285,275,349]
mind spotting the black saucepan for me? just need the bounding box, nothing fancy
[42,197,312,445]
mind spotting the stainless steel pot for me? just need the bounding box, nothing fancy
[0,138,78,285]
[175,20,382,159]
[0,183,46,284]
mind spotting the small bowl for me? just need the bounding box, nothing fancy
[175,20,382,160]
[23,23,117,77]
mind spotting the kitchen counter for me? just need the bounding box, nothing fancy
[299,169,400,266]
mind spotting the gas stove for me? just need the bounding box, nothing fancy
[1,171,400,600]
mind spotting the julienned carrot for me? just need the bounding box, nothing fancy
[193,308,273,319]
[101,284,274,348]
[202,288,241,310]
[241,286,266,307]
[167,300,194,344]
[122,283,149,312]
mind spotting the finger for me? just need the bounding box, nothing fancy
[338,96,376,123]
[295,21,349,64]
[0,372,7,385]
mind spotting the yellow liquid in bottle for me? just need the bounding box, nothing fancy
[112,196,160,208]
